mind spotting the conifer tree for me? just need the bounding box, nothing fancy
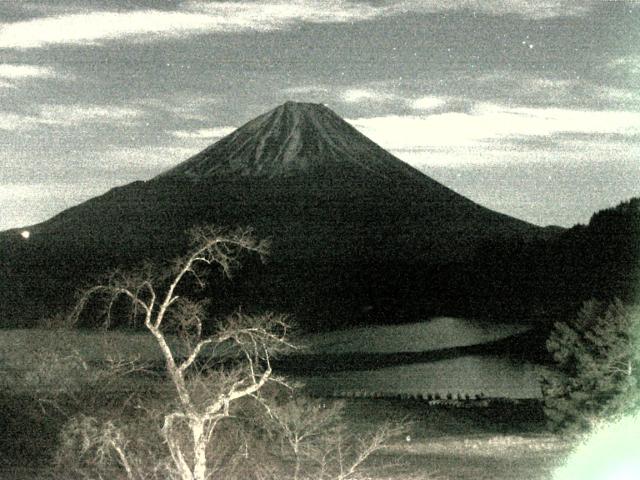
[541,298,640,431]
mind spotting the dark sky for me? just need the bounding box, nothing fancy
[1,0,638,229]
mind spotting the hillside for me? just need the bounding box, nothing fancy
[448,197,640,322]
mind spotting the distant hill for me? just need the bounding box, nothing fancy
[1,102,552,328]
[443,197,640,322]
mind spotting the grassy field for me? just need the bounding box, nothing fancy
[0,328,573,479]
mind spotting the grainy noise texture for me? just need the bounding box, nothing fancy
[0,0,638,230]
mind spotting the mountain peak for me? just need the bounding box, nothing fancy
[280,100,325,109]
[158,101,425,181]
[273,100,331,116]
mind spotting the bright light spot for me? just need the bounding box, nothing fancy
[554,413,640,480]
[20,230,30,239]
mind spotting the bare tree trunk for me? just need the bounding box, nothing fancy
[293,442,300,480]
[192,418,208,480]
[163,414,194,480]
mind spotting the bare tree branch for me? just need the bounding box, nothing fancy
[67,226,290,480]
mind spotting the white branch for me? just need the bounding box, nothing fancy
[178,339,213,374]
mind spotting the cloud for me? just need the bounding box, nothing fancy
[40,105,141,124]
[0,11,223,49]
[90,146,198,172]
[610,55,640,76]
[341,88,396,104]
[0,64,60,89]
[390,0,595,18]
[0,144,199,230]
[347,104,640,154]
[477,72,576,95]
[135,94,220,121]
[0,3,380,49]
[0,104,142,131]
[0,64,56,79]
[0,112,38,131]
[284,85,330,95]
[410,96,448,111]
[172,127,235,139]
[474,71,640,110]
[340,86,449,111]
[282,85,332,103]
[603,87,640,105]
[0,1,595,49]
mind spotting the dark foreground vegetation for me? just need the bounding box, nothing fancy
[0,388,571,480]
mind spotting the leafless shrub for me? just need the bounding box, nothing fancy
[260,394,407,480]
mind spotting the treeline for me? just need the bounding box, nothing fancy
[460,197,640,321]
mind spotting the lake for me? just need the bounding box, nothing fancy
[298,318,544,399]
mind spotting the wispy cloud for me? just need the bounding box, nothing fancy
[135,94,220,121]
[0,64,56,79]
[0,0,595,49]
[0,182,108,230]
[348,104,640,156]
[320,70,639,115]
[0,11,223,49]
[40,105,141,124]
[474,71,640,110]
[172,127,235,139]
[410,96,448,111]
[284,85,330,95]
[610,55,640,75]
[0,104,142,131]
[341,88,396,104]
[89,146,199,173]
[476,72,576,99]
[340,86,449,111]
[391,0,595,19]
[0,2,379,49]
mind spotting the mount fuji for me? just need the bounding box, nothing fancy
[1,102,546,328]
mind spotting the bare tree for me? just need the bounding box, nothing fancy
[70,226,295,480]
[264,395,405,480]
[63,225,406,480]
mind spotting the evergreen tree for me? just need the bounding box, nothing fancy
[541,298,640,431]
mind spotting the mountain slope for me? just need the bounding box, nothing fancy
[159,101,428,181]
[1,102,546,328]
